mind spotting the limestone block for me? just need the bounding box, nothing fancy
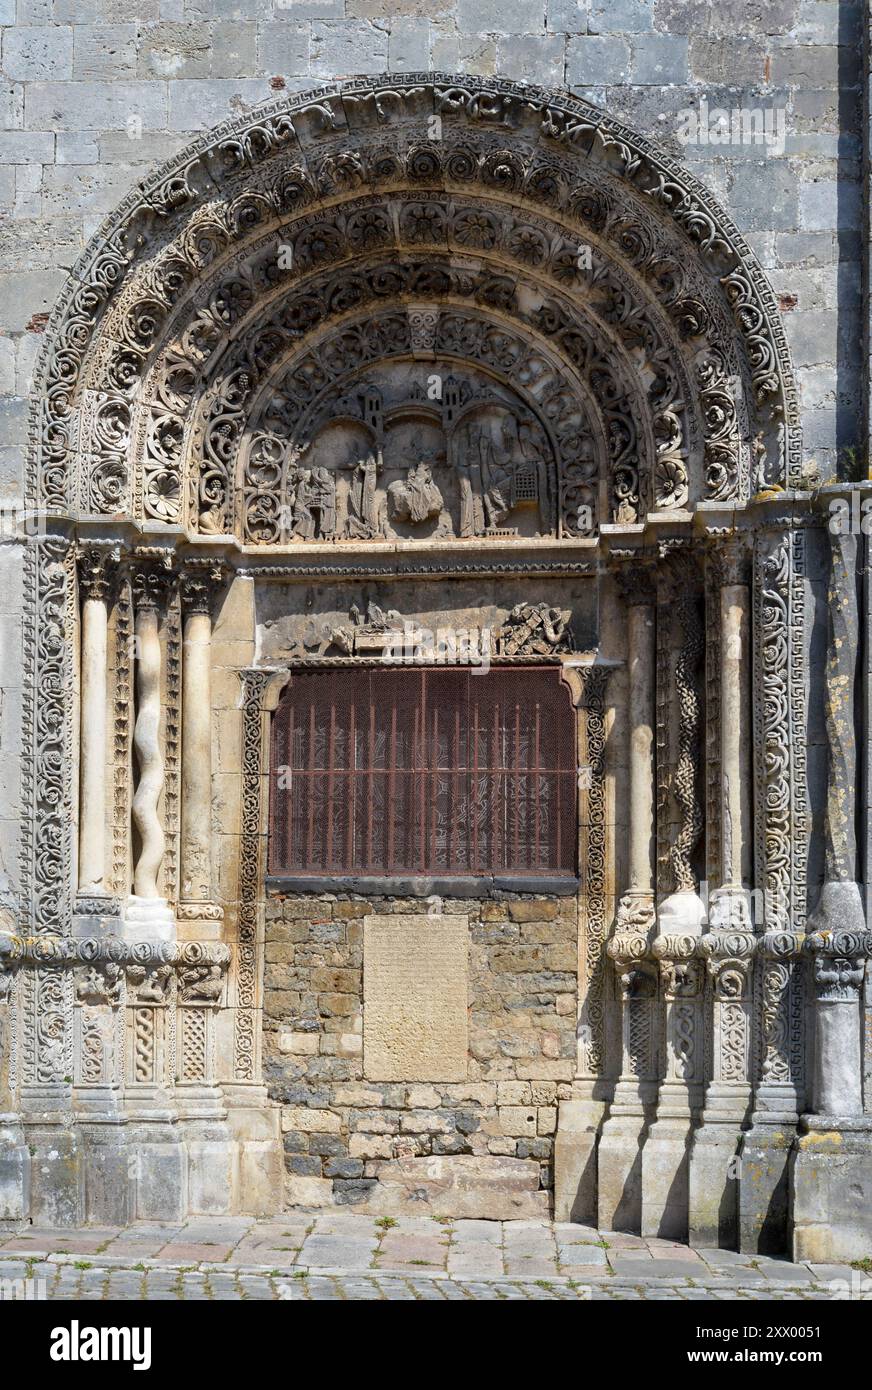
[363,914,468,1083]
[284,1175,334,1207]
[362,1154,548,1219]
[278,1030,320,1055]
[282,1106,342,1133]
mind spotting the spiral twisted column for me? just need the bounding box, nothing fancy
[125,558,174,939]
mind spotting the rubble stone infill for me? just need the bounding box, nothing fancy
[0,1215,862,1301]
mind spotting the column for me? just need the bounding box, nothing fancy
[553,659,615,1223]
[793,509,872,1261]
[689,537,756,1247]
[618,567,657,932]
[641,941,705,1239]
[598,563,658,1230]
[806,520,868,1113]
[77,546,116,897]
[708,537,753,929]
[642,549,706,1239]
[124,560,174,937]
[178,564,223,928]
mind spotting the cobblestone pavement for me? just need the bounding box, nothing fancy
[0,1214,863,1300]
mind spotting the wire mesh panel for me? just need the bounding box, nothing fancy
[269,666,577,877]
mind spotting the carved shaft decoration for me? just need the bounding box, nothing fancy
[77,547,116,894]
[671,582,704,894]
[653,938,704,1105]
[130,565,171,899]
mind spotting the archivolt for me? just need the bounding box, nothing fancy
[28,73,800,536]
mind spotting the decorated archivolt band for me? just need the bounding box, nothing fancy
[28,73,800,533]
[0,936,231,970]
[608,929,872,970]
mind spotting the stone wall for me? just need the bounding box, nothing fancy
[263,892,577,1213]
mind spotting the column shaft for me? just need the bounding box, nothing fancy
[79,594,109,893]
[132,603,164,899]
[181,608,212,903]
[719,581,752,892]
[627,600,656,899]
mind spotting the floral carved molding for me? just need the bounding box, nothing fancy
[26,73,800,536]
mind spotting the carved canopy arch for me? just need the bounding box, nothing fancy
[28,72,800,542]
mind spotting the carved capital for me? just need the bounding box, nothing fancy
[707,889,753,933]
[78,545,119,602]
[614,559,657,608]
[713,534,751,588]
[812,954,865,1002]
[129,553,175,612]
[178,960,227,1006]
[614,893,656,935]
[75,960,123,1006]
[658,955,704,1001]
[699,931,756,997]
[126,962,173,1005]
[179,560,225,615]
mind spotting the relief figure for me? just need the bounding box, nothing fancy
[387,457,444,525]
[343,449,385,539]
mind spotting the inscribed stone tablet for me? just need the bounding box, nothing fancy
[363,914,468,1082]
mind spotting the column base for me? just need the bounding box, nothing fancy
[77,1113,133,1225]
[21,1115,84,1226]
[222,1084,283,1217]
[0,1114,30,1221]
[688,1120,745,1248]
[791,1116,872,1263]
[640,1110,695,1240]
[737,1115,796,1254]
[553,1092,607,1224]
[176,903,224,941]
[177,1084,236,1216]
[657,890,706,934]
[125,1103,188,1222]
[597,1098,656,1232]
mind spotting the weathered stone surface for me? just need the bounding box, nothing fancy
[363,915,469,1083]
[363,1156,550,1219]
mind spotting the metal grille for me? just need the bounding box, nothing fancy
[269,666,577,878]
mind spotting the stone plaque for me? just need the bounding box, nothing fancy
[364,915,469,1082]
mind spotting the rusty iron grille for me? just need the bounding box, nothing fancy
[269,666,577,877]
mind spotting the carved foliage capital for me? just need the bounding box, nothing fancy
[712,534,751,588]
[179,561,225,615]
[614,560,657,608]
[78,545,119,602]
[129,554,175,612]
